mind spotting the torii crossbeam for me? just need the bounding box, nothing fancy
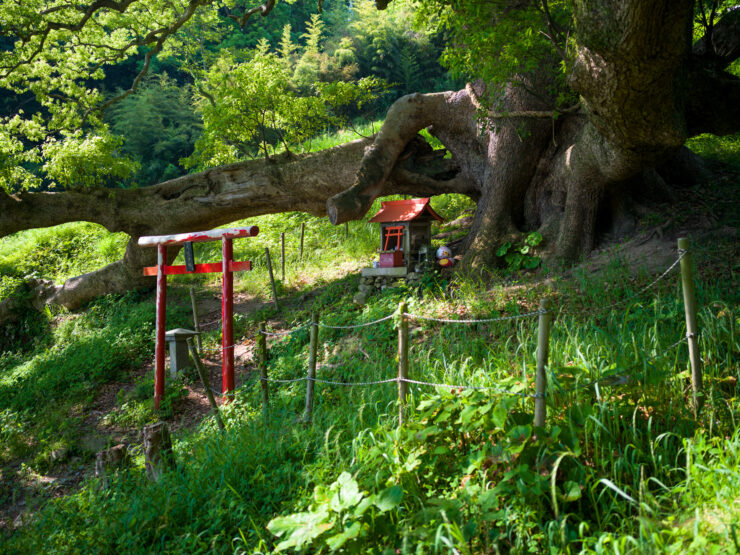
[138,226,259,409]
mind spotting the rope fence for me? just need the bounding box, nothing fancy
[245,238,704,427]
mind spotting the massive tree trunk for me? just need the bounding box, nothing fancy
[1,137,473,310]
[329,1,740,267]
[1,1,739,315]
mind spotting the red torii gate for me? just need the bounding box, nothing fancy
[138,226,259,409]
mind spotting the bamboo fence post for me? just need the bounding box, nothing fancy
[186,338,225,431]
[303,312,319,423]
[281,232,286,281]
[189,286,202,353]
[257,322,269,418]
[299,223,305,261]
[264,247,279,310]
[678,237,702,414]
[534,298,552,428]
[398,301,409,426]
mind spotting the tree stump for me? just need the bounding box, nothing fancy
[95,443,130,489]
[142,422,176,481]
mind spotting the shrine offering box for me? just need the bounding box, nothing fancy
[379,251,404,268]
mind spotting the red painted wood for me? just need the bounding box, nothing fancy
[142,260,251,276]
[368,198,444,223]
[380,251,404,268]
[138,226,259,247]
[141,226,259,408]
[155,245,167,410]
[222,237,234,400]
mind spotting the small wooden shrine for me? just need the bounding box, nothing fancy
[361,198,443,277]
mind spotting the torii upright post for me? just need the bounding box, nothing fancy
[155,244,167,407]
[139,227,259,409]
[222,236,235,398]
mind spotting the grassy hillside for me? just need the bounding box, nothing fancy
[1,144,738,552]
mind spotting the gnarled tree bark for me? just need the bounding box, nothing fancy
[2,1,739,317]
[1,137,474,311]
[328,0,738,266]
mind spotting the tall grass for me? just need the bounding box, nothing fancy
[4,227,737,552]
[1,148,737,552]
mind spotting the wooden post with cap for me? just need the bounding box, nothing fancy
[398,301,409,426]
[678,237,702,414]
[257,322,269,419]
[534,298,552,428]
[303,312,319,423]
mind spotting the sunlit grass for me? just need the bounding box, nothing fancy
[1,158,737,552]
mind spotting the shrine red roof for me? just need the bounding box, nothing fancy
[369,198,444,223]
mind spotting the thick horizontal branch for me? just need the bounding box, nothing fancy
[228,0,276,27]
[0,139,371,239]
[684,66,740,137]
[1,133,471,241]
[327,89,479,224]
[693,6,740,69]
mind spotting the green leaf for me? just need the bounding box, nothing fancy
[330,472,363,512]
[325,521,363,551]
[563,481,582,502]
[507,425,532,443]
[459,405,478,425]
[496,242,512,257]
[492,404,508,428]
[415,426,441,441]
[374,485,403,512]
[268,509,335,551]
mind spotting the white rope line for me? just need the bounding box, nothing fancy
[317,314,395,329]
[260,376,309,384]
[259,375,538,395]
[255,334,687,396]
[310,377,398,386]
[403,309,546,324]
[565,251,685,317]
[259,325,309,337]
[400,377,543,397]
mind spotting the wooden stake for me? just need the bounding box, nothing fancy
[142,422,176,481]
[398,300,409,425]
[257,322,269,418]
[264,247,279,310]
[299,223,305,261]
[281,232,286,281]
[189,286,202,353]
[678,238,702,414]
[534,298,552,428]
[187,338,225,431]
[304,312,319,423]
[345,222,349,239]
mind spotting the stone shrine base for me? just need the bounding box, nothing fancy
[353,266,425,305]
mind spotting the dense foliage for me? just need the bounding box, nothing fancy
[1,0,740,551]
[0,0,455,190]
[1,167,738,550]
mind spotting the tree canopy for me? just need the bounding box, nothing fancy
[0,0,454,191]
[1,0,739,310]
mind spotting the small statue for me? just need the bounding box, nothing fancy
[436,245,455,267]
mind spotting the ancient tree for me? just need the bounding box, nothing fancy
[1,0,738,312]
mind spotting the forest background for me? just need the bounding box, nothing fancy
[0,0,738,553]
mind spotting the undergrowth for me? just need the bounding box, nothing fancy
[3,224,737,552]
[0,135,737,552]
